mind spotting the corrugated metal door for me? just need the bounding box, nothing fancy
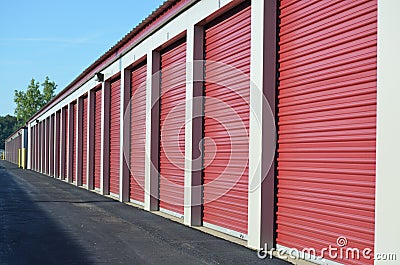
[31,127,34,171]
[13,138,16,164]
[47,117,50,175]
[159,39,186,216]
[18,136,22,166]
[50,115,54,176]
[82,95,88,186]
[13,138,15,164]
[94,88,102,189]
[14,138,16,164]
[36,124,39,171]
[109,79,121,196]
[31,126,35,171]
[56,111,61,178]
[31,127,34,170]
[4,142,7,162]
[18,135,22,165]
[9,141,12,163]
[72,102,77,183]
[42,122,46,173]
[16,138,17,164]
[35,125,38,171]
[130,62,147,203]
[41,121,45,172]
[276,1,377,265]
[203,3,251,237]
[63,107,69,180]
[6,141,9,162]
[45,119,49,174]
[10,140,13,163]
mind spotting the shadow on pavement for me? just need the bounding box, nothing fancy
[0,161,291,265]
[0,162,95,265]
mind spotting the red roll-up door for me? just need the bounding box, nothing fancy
[31,127,34,170]
[109,79,121,196]
[19,135,22,165]
[35,125,38,170]
[46,117,50,175]
[35,125,37,170]
[94,88,102,189]
[31,126,35,170]
[10,140,12,163]
[10,139,12,163]
[39,121,45,173]
[14,138,16,164]
[44,121,47,173]
[36,124,40,171]
[41,121,45,172]
[12,139,14,164]
[32,127,35,169]
[12,140,14,163]
[19,136,22,165]
[13,138,16,164]
[17,137,19,165]
[276,1,377,265]
[159,39,186,217]
[50,115,54,176]
[72,103,77,183]
[6,141,9,163]
[39,122,41,171]
[63,107,69,180]
[44,119,48,174]
[130,62,147,203]
[203,3,251,237]
[56,111,61,178]
[82,96,88,186]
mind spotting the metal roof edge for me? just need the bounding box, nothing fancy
[4,125,27,142]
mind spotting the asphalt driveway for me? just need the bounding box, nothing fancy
[0,161,290,265]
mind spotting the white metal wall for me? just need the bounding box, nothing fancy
[376,0,400,264]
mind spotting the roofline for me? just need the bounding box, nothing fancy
[5,125,27,142]
[28,0,197,124]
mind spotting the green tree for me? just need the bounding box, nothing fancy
[0,115,18,149]
[14,76,57,125]
[41,76,57,105]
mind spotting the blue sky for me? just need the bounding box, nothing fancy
[0,0,165,116]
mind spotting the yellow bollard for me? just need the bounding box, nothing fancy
[22,148,26,169]
[18,149,21,168]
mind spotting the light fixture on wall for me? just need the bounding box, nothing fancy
[94,72,104,82]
